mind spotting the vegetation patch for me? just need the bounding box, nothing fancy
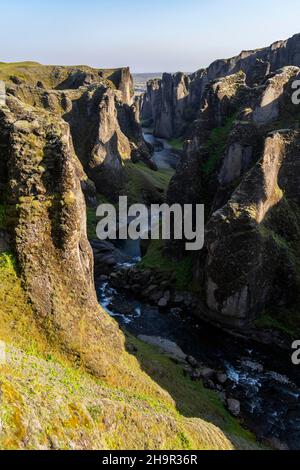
[0,62,119,91]
[123,162,173,205]
[202,115,236,176]
[0,252,50,356]
[86,195,110,240]
[257,197,300,336]
[255,310,300,337]
[139,239,194,291]
[167,137,184,151]
[0,254,258,450]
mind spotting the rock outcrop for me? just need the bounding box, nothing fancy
[0,95,127,380]
[141,72,199,137]
[0,71,258,451]
[205,130,300,327]
[164,54,300,329]
[142,33,300,140]
[1,63,150,199]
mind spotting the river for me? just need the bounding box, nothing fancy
[143,128,179,170]
[95,130,300,450]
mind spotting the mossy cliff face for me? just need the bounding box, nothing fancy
[0,90,259,449]
[167,71,247,226]
[0,254,257,450]
[1,62,150,199]
[164,58,300,331]
[201,67,300,328]
[0,95,127,381]
[141,33,300,140]
[205,131,300,327]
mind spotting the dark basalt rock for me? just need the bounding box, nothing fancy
[141,33,300,141]
[0,95,128,380]
[154,43,300,331]
[4,64,151,200]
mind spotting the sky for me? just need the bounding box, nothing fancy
[0,0,299,73]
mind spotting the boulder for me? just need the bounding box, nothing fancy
[240,360,264,374]
[190,369,202,381]
[266,437,289,451]
[216,373,228,385]
[142,285,157,297]
[227,399,241,417]
[172,293,185,305]
[150,290,164,303]
[170,308,183,316]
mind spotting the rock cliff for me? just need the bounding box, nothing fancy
[1,63,150,199]
[163,44,300,330]
[142,33,300,139]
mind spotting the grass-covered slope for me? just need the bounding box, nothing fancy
[0,251,259,450]
[0,62,120,89]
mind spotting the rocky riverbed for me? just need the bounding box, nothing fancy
[93,239,300,450]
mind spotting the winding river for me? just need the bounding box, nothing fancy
[96,130,300,450]
[143,128,180,170]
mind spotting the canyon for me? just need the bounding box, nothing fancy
[0,61,254,451]
[142,33,300,332]
[1,32,300,450]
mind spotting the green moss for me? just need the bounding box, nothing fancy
[255,312,299,337]
[257,197,300,336]
[203,115,236,176]
[167,137,184,151]
[123,162,173,205]
[259,225,296,262]
[86,195,110,240]
[86,207,98,240]
[139,239,194,291]
[126,335,257,447]
[0,204,6,229]
[0,252,50,355]
[177,431,193,450]
[0,250,260,450]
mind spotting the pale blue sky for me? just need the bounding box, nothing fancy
[0,0,299,72]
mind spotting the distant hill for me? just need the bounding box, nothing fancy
[133,73,162,94]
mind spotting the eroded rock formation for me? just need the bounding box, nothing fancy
[164,49,300,328]
[142,33,300,140]
[0,65,257,451]
[0,95,128,380]
[2,64,150,199]
[205,130,300,327]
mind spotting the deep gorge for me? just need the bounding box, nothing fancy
[1,32,300,450]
